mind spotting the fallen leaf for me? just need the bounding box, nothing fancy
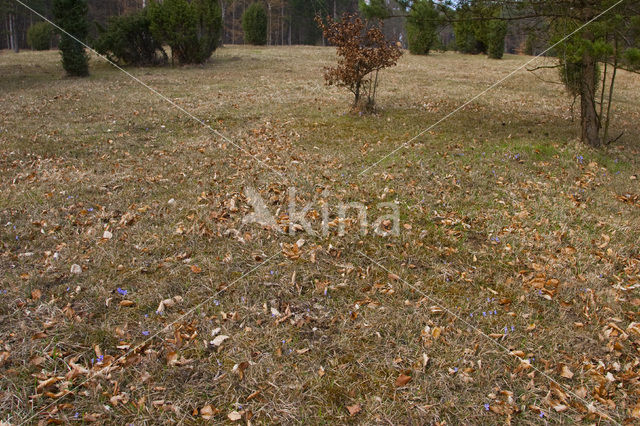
[575,385,588,399]
[119,300,135,307]
[200,404,219,420]
[211,335,229,347]
[346,403,362,416]
[156,295,183,313]
[429,306,444,314]
[190,265,202,274]
[0,351,9,367]
[166,351,178,366]
[227,411,242,421]
[110,394,126,406]
[31,289,42,300]
[395,373,411,387]
[597,234,610,249]
[232,361,249,379]
[246,390,261,401]
[30,355,45,366]
[83,413,101,422]
[66,361,89,380]
[119,211,137,226]
[432,327,442,339]
[37,376,62,391]
[422,353,430,368]
[560,365,574,379]
[553,403,568,412]
[626,322,640,337]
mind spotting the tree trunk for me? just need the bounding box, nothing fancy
[580,50,601,147]
[219,0,225,46]
[9,13,19,53]
[603,36,619,144]
[5,16,10,50]
[268,3,271,46]
[8,14,12,51]
[604,61,617,144]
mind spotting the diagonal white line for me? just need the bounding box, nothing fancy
[13,0,287,181]
[357,250,622,424]
[358,0,625,177]
[18,250,282,425]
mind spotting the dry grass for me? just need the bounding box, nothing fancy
[1,45,640,424]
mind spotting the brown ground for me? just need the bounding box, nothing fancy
[1,45,639,424]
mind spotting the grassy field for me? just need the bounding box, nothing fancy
[1,45,640,424]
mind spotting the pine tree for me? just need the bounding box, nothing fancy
[406,0,440,55]
[27,21,53,51]
[149,0,222,65]
[94,9,168,66]
[485,19,507,59]
[242,2,268,45]
[53,0,90,76]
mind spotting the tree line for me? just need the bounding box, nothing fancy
[0,0,564,55]
[0,0,541,53]
[0,0,363,51]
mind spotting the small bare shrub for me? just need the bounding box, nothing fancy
[316,13,402,112]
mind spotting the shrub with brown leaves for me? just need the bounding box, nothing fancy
[316,13,402,112]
